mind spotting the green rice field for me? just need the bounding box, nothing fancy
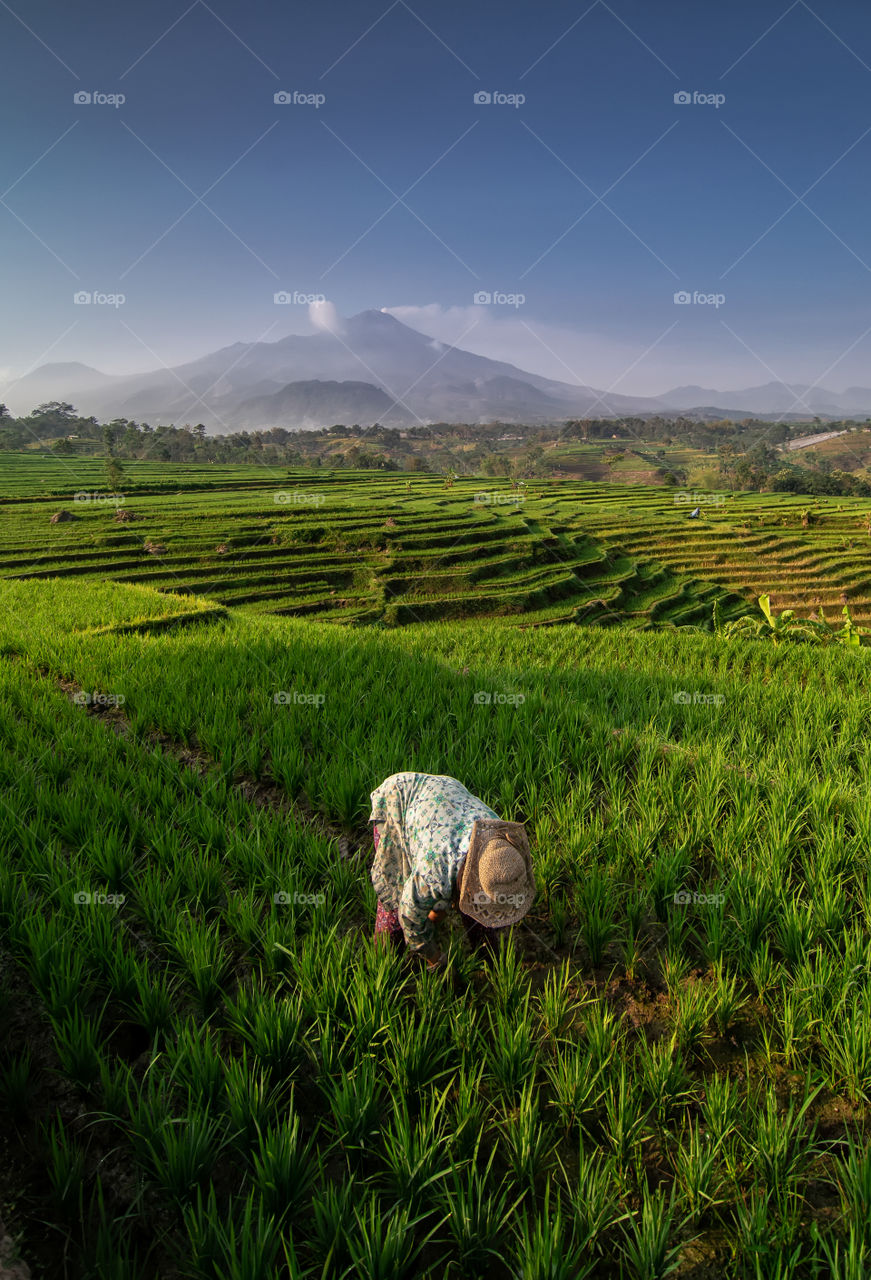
[5,451,871,630]
[3,454,871,1276]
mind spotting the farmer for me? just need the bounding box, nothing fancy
[369,772,535,969]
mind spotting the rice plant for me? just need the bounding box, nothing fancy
[744,1083,821,1201]
[386,1005,454,1096]
[671,1120,724,1223]
[181,1186,286,1280]
[166,1019,225,1108]
[603,1063,651,1185]
[821,995,871,1103]
[832,1132,871,1248]
[223,1051,280,1155]
[735,1188,805,1277]
[497,1080,556,1195]
[121,962,180,1037]
[669,979,714,1054]
[449,1065,488,1164]
[583,1002,623,1073]
[535,959,583,1039]
[309,1172,358,1276]
[707,958,746,1038]
[559,1140,620,1250]
[344,1196,432,1280]
[512,1182,595,1280]
[701,1073,741,1146]
[812,1223,869,1280]
[546,1041,605,1137]
[487,940,528,1017]
[485,1004,538,1098]
[379,1088,451,1211]
[50,1004,104,1090]
[619,1186,689,1280]
[323,1055,382,1152]
[250,1111,316,1220]
[132,1092,223,1206]
[577,869,616,966]
[635,1036,692,1125]
[79,1177,147,1280]
[437,1146,520,1275]
[226,984,305,1080]
[42,1111,88,1220]
[171,913,231,1014]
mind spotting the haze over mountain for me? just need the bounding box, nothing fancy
[4,311,871,429]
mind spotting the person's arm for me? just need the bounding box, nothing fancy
[398,871,448,962]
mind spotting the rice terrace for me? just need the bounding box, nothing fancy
[2,447,871,1277]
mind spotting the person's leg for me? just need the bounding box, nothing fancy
[372,824,406,953]
[374,900,406,952]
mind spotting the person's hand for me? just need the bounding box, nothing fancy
[427,908,447,924]
[426,951,447,971]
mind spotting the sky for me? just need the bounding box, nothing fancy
[3,0,871,400]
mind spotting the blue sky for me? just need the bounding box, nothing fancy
[3,0,871,397]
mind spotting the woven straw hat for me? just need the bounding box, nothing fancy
[457,819,534,927]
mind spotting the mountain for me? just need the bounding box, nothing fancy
[660,381,871,416]
[7,315,871,427]
[1,310,664,429]
[234,380,408,429]
[1,362,119,409]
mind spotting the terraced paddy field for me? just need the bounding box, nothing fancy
[3,577,871,1277]
[3,452,871,630]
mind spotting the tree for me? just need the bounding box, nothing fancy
[32,401,76,420]
[106,457,125,492]
[28,402,78,438]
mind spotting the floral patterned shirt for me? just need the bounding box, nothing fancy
[369,772,500,956]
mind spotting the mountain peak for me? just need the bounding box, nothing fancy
[348,308,405,327]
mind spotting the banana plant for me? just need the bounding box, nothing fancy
[714,594,868,645]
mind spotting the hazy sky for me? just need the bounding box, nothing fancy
[3,0,871,397]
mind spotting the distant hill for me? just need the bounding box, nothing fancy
[234,380,407,428]
[6,315,871,428]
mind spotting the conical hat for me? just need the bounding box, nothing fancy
[457,818,534,927]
